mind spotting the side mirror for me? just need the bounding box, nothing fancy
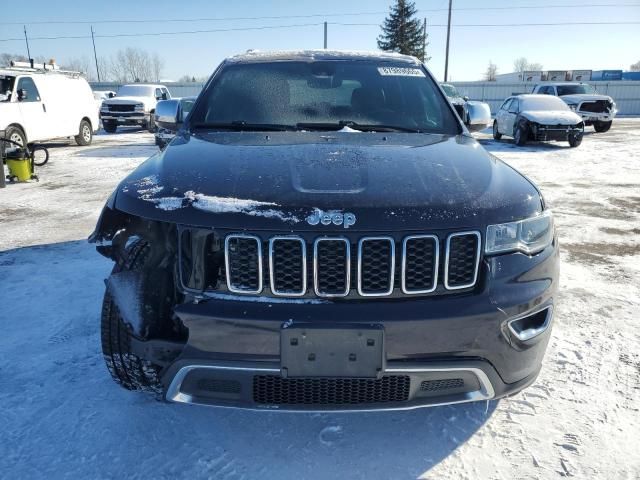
[154,99,181,131]
[463,95,469,102]
[466,102,492,132]
[161,92,168,100]
[108,92,115,98]
[17,88,28,101]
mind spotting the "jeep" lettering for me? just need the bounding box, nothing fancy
[306,209,356,229]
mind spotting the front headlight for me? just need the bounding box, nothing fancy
[134,103,144,112]
[485,210,554,255]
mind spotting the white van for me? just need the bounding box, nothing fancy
[0,62,99,147]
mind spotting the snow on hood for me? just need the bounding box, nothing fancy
[559,94,612,104]
[521,110,583,125]
[131,175,301,223]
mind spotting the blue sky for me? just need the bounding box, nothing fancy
[1,0,639,81]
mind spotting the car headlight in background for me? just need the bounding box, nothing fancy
[135,103,144,112]
[485,210,554,255]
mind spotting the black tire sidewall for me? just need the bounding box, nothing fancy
[6,125,27,147]
[103,121,117,133]
[493,121,501,140]
[76,120,92,146]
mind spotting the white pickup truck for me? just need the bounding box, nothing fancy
[531,82,616,132]
[100,84,170,133]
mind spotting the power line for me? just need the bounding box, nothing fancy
[0,20,638,43]
[0,3,638,25]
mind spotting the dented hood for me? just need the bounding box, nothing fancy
[113,131,542,231]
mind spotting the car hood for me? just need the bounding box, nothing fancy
[559,94,612,104]
[521,110,583,125]
[447,96,465,106]
[112,131,542,231]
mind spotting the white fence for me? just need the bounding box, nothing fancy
[91,80,640,115]
[449,81,640,115]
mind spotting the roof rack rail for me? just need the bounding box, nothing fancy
[2,59,83,77]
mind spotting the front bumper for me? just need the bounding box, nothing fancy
[100,112,149,125]
[531,124,583,141]
[150,240,559,410]
[577,110,616,123]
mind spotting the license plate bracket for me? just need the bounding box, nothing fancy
[280,324,384,378]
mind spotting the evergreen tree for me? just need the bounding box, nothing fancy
[377,0,429,61]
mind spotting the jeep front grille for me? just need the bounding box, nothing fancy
[215,231,482,298]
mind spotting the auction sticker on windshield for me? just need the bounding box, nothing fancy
[377,67,425,77]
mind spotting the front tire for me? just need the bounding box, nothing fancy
[5,125,27,148]
[101,242,163,396]
[594,121,612,133]
[568,132,583,148]
[492,121,502,140]
[147,112,155,133]
[514,123,528,146]
[103,121,117,133]
[75,119,93,146]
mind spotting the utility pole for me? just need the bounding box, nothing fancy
[91,26,101,81]
[422,17,427,62]
[444,0,452,81]
[323,22,327,49]
[23,25,31,61]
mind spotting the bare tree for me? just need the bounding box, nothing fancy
[151,53,164,82]
[61,56,96,80]
[528,62,543,71]
[513,57,528,74]
[630,60,640,71]
[107,47,163,83]
[484,61,498,81]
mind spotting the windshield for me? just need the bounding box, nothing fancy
[190,61,459,134]
[441,84,460,98]
[557,84,595,96]
[0,75,15,102]
[117,85,155,97]
[180,98,196,121]
[521,96,570,111]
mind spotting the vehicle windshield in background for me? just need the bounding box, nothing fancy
[180,98,195,121]
[117,85,154,97]
[191,61,460,134]
[522,96,571,111]
[557,84,595,95]
[441,84,460,97]
[0,75,15,101]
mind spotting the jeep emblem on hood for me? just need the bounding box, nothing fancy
[306,209,356,228]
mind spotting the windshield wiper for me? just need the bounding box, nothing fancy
[191,121,298,132]
[296,120,423,133]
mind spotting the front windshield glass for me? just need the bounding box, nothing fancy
[190,61,459,134]
[117,85,155,97]
[557,84,595,96]
[441,84,460,97]
[521,96,570,111]
[180,98,196,121]
[0,75,15,102]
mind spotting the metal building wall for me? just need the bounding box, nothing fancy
[449,81,640,115]
[90,81,640,115]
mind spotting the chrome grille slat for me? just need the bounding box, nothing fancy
[224,234,263,294]
[269,236,307,297]
[401,234,439,294]
[444,231,481,290]
[357,237,395,297]
[314,238,351,297]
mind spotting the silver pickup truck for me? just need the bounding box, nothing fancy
[532,82,616,132]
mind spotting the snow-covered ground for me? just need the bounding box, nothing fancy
[1,123,639,479]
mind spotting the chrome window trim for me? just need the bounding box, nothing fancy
[357,236,395,297]
[224,234,263,294]
[444,231,481,290]
[269,236,307,297]
[401,234,439,294]
[313,237,351,297]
